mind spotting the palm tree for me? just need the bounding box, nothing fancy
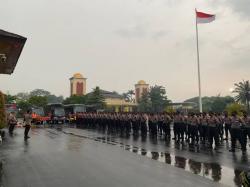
[233,80,250,113]
[122,90,135,102]
[127,90,135,102]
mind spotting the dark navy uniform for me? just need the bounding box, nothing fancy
[207,114,220,149]
[230,115,247,153]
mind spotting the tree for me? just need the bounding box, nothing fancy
[185,96,213,112]
[226,103,246,116]
[47,95,64,103]
[149,85,170,112]
[87,87,106,109]
[137,85,170,113]
[4,94,16,104]
[185,96,234,113]
[30,89,50,97]
[28,96,48,107]
[210,96,234,113]
[17,90,63,104]
[17,100,31,114]
[138,92,151,112]
[16,92,30,101]
[0,91,6,129]
[165,106,175,114]
[63,95,86,105]
[122,93,129,101]
[233,80,250,113]
[122,90,135,102]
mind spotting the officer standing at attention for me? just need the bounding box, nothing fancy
[223,112,231,141]
[140,114,147,137]
[190,114,199,145]
[242,113,250,147]
[8,112,17,135]
[200,113,208,144]
[173,112,181,141]
[24,110,32,139]
[207,113,220,150]
[229,112,247,154]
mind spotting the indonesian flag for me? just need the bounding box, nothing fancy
[196,10,215,24]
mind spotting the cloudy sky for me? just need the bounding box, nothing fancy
[0,0,249,101]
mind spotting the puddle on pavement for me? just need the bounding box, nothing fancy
[63,131,247,187]
[124,146,247,186]
[93,136,247,187]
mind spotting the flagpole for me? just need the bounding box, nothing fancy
[195,9,202,113]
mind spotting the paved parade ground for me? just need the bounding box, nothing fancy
[1,126,250,187]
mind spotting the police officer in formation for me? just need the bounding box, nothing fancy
[75,111,250,154]
[229,112,247,153]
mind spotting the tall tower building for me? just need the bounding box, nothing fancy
[135,80,149,103]
[69,73,87,96]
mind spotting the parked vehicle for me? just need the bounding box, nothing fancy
[31,107,50,124]
[45,103,65,124]
[64,104,86,123]
[85,105,97,112]
[5,103,17,115]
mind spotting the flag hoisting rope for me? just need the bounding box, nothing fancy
[195,9,215,113]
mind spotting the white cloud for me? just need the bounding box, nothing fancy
[0,0,250,101]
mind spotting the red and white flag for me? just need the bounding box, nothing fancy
[196,10,215,24]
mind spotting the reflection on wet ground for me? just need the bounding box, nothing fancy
[122,146,241,186]
[67,136,83,152]
[0,160,2,187]
[61,128,248,187]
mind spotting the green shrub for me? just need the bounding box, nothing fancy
[225,103,246,116]
[0,91,6,129]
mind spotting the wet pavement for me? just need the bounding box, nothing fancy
[62,126,250,187]
[0,126,248,187]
